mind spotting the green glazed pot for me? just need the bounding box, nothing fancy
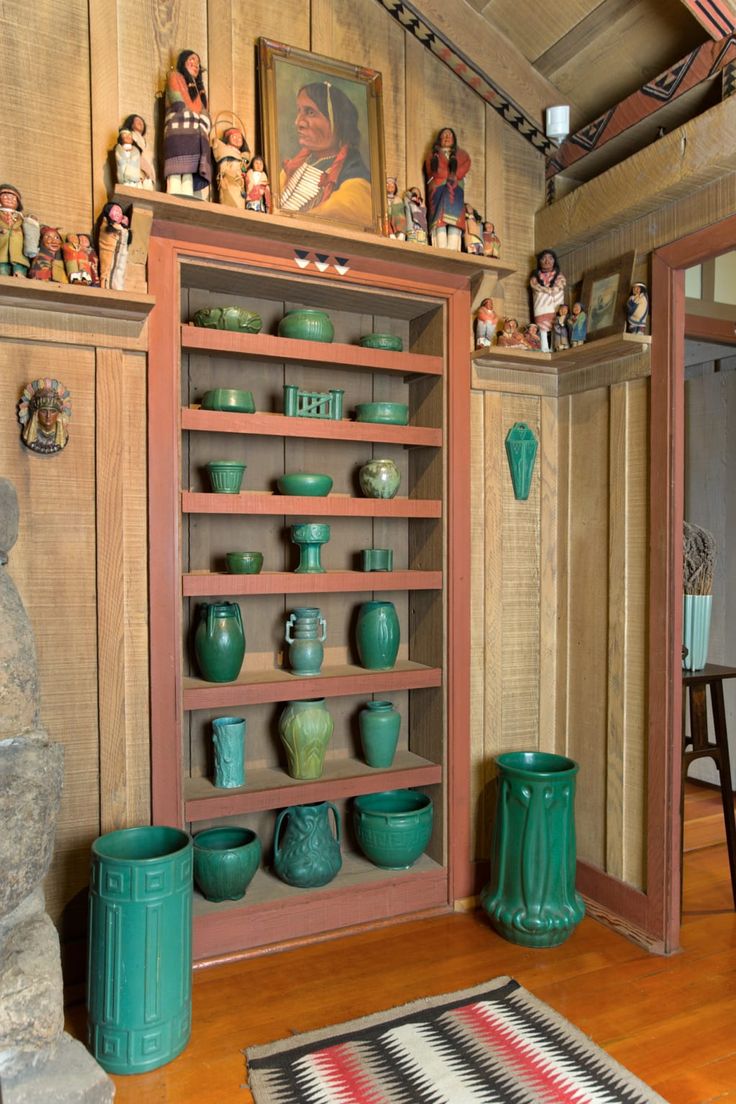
[278,698,334,779]
[359,700,400,767]
[355,600,399,671]
[194,602,245,682]
[278,309,335,343]
[273,801,342,887]
[358,458,401,499]
[226,551,263,574]
[192,306,262,332]
[353,790,432,869]
[207,461,246,494]
[355,402,409,426]
[480,751,585,948]
[193,826,261,902]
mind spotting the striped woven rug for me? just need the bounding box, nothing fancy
[246,977,667,1103]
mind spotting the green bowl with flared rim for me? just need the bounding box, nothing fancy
[278,309,335,343]
[353,789,433,869]
[201,388,256,414]
[277,472,333,497]
[226,551,263,574]
[355,402,409,426]
[193,827,261,902]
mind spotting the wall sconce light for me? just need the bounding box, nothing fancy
[545,105,571,144]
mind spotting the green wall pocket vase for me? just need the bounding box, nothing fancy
[505,422,538,501]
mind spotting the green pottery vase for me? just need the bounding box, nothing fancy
[193,826,261,902]
[291,522,331,573]
[278,309,335,343]
[211,716,246,788]
[285,607,327,676]
[358,458,401,499]
[682,594,712,671]
[353,790,432,869]
[87,825,192,1074]
[194,602,245,682]
[273,801,342,887]
[355,600,400,670]
[480,751,585,948]
[278,698,334,779]
[359,700,400,767]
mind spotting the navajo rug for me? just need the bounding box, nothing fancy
[246,977,667,1103]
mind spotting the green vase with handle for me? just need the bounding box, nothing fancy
[273,801,342,887]
[194,602,245,682]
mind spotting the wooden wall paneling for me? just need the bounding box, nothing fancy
[469,392,487,864]
[565,387,609,868]
[481,391,504,863]
[499,126,545,323]
[480,0,602,64]
[556,395,571,761]
[90,0,122,215]
[606,381,628,880]
[538,395,560,753]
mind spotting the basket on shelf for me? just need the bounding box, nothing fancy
[283,383,344,420]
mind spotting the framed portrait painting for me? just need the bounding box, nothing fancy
[580,251,635,340]
[258,38,387,235]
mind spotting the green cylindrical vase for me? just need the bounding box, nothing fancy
[87,825,193,1074]
[480,751,585,948]
[355,601,400,670]
[359,700,400,767]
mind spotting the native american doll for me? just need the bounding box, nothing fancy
[424,127,471,251]
[164,50,212,199]
[530,249,567,352]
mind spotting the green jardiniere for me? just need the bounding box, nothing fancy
[480,751,585,948]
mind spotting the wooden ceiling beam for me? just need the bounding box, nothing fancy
[678,0,735,37]
[533,0,634,80]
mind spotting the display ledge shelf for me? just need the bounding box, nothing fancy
[117,185,514,284]
[0,273,155,325]
[192,854,448,960]
[182,491,442,518]
[182,407,442,447]
[182,326,443,378]
[185,750,441,821]
[183,660,441,711]
[472,333,651,376]
[182,569,443,597]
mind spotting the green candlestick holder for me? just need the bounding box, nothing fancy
[291,522,331,573]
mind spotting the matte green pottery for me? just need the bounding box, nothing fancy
[192,306,262,332]
[480,751,585,948]
[273,801,342,887]
[355,402,409,426]
[359,700,400,768]
[207,461,246,494]
[278,309,335,343]
[211,716,246,788]
[278,698,334,779]
[201,388,256,413]
[291,522,331,573]
[358,333,403,351]
[87,825,192,1074]
[504,422,538,501]
[283,383,344,420]
[193,826,260,902]
[353,790,433,869]
[358,458,401,499]
[285,607,327,676]
[277,472,333,497]
[194,602,245,682]
[226,551,263,575]
[355,600,400,670]
[361,547,393,572]
[683,594,712,670]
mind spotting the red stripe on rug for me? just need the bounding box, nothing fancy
[310,1042,388,1103]
[455,1002,584,1102]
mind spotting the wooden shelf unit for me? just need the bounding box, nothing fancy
[146,202,474,961]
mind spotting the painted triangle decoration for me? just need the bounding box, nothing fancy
[294,250,311,269]
[643,51,698,101]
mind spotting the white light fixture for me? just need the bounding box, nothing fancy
[545,105,571,144]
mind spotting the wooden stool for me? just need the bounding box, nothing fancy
[682,664,736,908]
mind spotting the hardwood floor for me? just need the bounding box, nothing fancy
[66,781,736,1103]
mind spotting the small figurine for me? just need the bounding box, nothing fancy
[569,302,587,346]
[522,322,541,350]
[553,304,571,351]
[482,221,501,258]
[211,124,251,208]
[462,203,483,254]
[424,127,471,251]
[97,201,130,290]
[496,317,527,348]
[115,126,149,189]
[163,50,212,199]
[404,186,428,244]
[474,297,498,349]
[244,156,272,213]
[18,378,71,455]
[626,282,649,334]
[530,249,566,353]
[120,114,156,189]
[386,177,407,239]
[28,226,68,283]
[63,233,95,284]
[0,184,39,277]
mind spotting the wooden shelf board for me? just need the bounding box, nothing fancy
[471,333,651,376]
[182,660,442,711]
[182,570,443,596]
[184,751,442,820]
[0,274,154,323]
[182,407,442,446]
[182,326,443,377]
[182,491,442,518]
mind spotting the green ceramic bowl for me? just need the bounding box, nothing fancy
[355,402,409,426]
[201,388,256,414]
[278,309,335,343]
[277,472,333,497]
[353,790,433,869]
[359,333,404,352]
[207,461,246,494]
[226,551,263,574]
[193,827,261,902]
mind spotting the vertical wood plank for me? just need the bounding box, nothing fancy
[469,391,487,861]
[607,381,627,878]
[539,395,559,752]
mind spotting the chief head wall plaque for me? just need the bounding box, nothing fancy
[18,378,71,455]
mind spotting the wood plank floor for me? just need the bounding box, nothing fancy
[66,781,736,1103]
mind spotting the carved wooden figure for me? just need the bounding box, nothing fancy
[18,378,71,455]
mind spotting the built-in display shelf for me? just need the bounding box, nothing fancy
[0,273,155,323]
[182,491,442,518]
[472,332,651,376]
[182,407,442,447]
[182,570,442,596]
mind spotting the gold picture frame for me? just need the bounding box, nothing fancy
[258,38,387,235]
[579,251,635,340]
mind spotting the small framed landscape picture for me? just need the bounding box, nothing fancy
[258,38,387,235]
[580,252,635,340]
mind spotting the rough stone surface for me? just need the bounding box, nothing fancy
[0,737,64,919]
[0,889,64,1076]
[0,574,40,739]
[0,1035,115,1103]
[0,479,19,557]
